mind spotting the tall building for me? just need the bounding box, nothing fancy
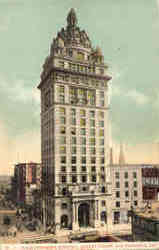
[38,9,112,231]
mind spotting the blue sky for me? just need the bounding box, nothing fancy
[0,0,159,174]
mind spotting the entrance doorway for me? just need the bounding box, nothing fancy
[78,203,90,227]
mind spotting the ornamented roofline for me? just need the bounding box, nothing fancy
[38,67,112,89]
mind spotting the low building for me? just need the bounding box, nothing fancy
[108,164,143,235]
[132,201,159,241]
[142,165,159,201]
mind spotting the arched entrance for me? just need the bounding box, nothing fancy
[78,203,90,227]
[61,215,68,228]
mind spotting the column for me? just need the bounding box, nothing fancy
[72,201,79,230]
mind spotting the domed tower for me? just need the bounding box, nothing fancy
[38,9,112,232]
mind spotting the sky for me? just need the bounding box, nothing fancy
[0,0,159,175]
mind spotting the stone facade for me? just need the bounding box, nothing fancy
[108,164,143,234]
[38,9,112,232]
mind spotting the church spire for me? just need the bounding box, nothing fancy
[67,8,78,28]
[119,143,125,165]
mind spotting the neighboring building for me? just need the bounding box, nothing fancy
[38,9,112,232]
[12,162,41,205]
[142,165,159,201]
[132,201,159,241]
[109,164,143,235]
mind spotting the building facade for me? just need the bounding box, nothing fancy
[38,9,112,231]
[12,162,41,205]
[142,165,159,201]
[109,164,143,234]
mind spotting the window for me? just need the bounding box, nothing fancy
[71,118,76,125]
[90,128,95,136]
[99,111,104,118]
[91,166,96,172]
[134,190,138,197]
[133,172,137,179]
[81,166,86,172]
[90,111,95,118]
[77,52,84,60]
[68,49,73,57]
[90,147,96,155]
[81,147,86,155]
[100,139,104,145]
[91,157,96,164]
[59,107,65,115]
[114,211,120,224]
[101,186,106,193]
[81,175,87,183]
[100,100,105,106]
[72,147,76,154]
[92,175,96,182]
[116,191,120,198]
[72,166,76,172]
[61,166,66,172]
[60,146,66,154]
[125,182,129,188]
[71,108,76,116]
[115,172,120,179]
[80,118,86,126]
[72,156,76,164]
[101,201,105,207]
[116,201,120,208]
[72,175,77,183]
[100,157,105,164]
[116,182,120,188]
[60,95,65,104]
[80,137,86,145]
[124,172,128,179]
[61,203,67,209]
[71,127,76,135]
[60,117,66,124]
[134,201,138,206]
[80,109,85,117]
[71,137,76,145]
[90,120,95,127]
[134,181,137,188]
[61,176,66,183]
[90,138,96,145]
[80,128,86,135]
[100,148,105,155]
[99,121,104,127]
[100,91,104,98]
[88,90,95,105]
[60,136,66,144]
[61,156,66,164]
[60,126,66,134]
[99,129,104,137]
[59,86,64,93]
[81,157,86,164]
[101,166,105,172]
[125,191,129,197]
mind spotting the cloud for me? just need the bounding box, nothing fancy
[126,89,149,105]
